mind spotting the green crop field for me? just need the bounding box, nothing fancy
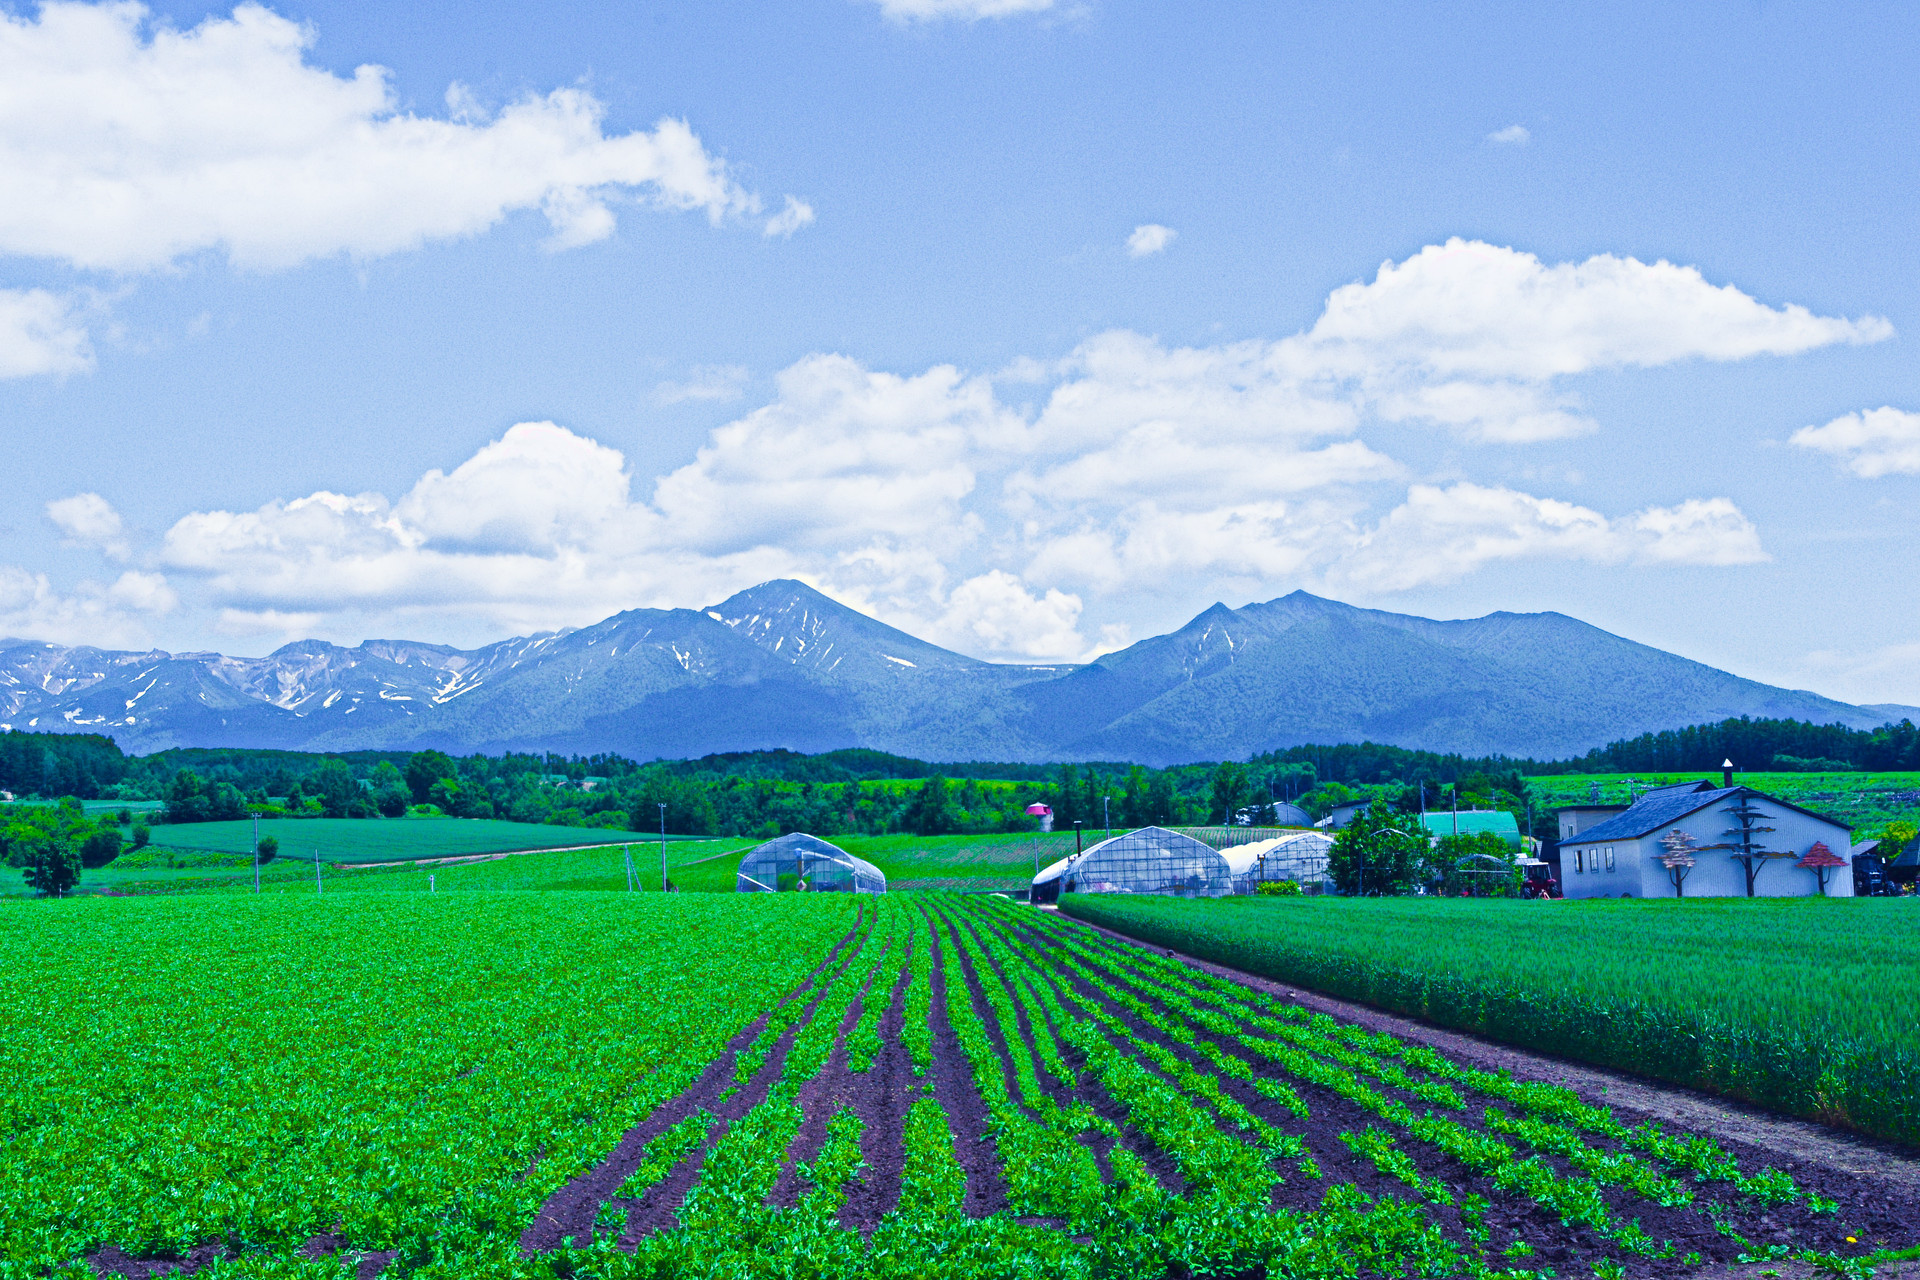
[2,891,1904,1278]
[1060,894,1920,1149]
[1526,770,1920,831]
[136,815,702,864]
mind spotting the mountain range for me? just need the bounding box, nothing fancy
[2,581,1911,766]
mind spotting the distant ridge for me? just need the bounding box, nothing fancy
[0,581,1904,765]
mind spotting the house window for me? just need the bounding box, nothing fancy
[1606,846,1615,871]
[1575,848,1586,873]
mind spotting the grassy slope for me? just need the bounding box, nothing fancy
[1527,770,1920,830]
[1060,893,1920,1147]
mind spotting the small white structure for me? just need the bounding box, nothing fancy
[1556,777,1853,899]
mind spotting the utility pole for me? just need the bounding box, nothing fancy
[1074,819,1084,855]
[315,851,322,896]
[250,811,262,893]
[658,804,668,892]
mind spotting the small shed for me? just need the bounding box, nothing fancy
[1031,826,1231,905]
[736,833,886,895]
[1418,809,1522,848]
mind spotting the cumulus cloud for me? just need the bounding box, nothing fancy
[1298,240,1889,443]
[0,565,175,647]
[118,239,1852,659]
[0,288,92,378]
[1333,484,1765,592]
[654,364,750,404]
[46,493,129,559]
[869,0,1055,20]
[1789,407,1920,478]
[1126,224,1177,258]
[1486,124,1530,145]
[0,2,802,272]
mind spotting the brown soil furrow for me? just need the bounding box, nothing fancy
[519,913,871,1253]
[766,934,897,1209]
[928,906,1052,1124]
[835,958,920,1232]
[920,907,1009,1217]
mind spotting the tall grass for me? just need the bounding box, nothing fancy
[1060,895,1920,1149]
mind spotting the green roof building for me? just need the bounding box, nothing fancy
[1419,810,1521,847]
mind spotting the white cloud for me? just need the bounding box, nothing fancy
[1126,224,1177,258]
[1486,124,1530,145]
[763,196,815,239]
[1291,238,1890,442]
[1304,238,1889,384]
[120,239,1853,659]
[926,570,1087,660]
[46,493,129,559]
[870,0,1055,20]
[0,288,92,378]
[0,565,175,647]
[649,354,1015,557]
[0,2,803,272]
[654,364,751,404]
[1333,483,1765,592]
[1789,407,1920,478]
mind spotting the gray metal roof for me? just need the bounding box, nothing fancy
[1565,783,1850,845]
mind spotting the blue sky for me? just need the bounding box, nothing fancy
[4,0,1920,705]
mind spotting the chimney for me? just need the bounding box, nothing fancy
[1722,759,1735,789]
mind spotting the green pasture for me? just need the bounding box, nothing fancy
[1062,893,1920,1148]
[134,815,699,864]
[1526,769,1920,830]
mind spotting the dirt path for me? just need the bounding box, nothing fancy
[1060,913,1920,1197]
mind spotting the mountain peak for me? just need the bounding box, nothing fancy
[706,580,981,673]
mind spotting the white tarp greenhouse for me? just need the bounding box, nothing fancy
[735,833,887,895]
[1029,826,1233,905]
[1220,831,1334,891]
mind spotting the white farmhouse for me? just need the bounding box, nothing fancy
[1556,771,1853,899]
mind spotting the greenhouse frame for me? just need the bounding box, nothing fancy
[1029,826,1234,905]
[735,833,887,895]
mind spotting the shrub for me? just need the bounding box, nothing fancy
[78,829,122,869]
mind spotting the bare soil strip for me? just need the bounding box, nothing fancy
[765,935,896,1209]
[921,910,1010,1217]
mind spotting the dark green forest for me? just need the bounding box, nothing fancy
[3,712,1915,843]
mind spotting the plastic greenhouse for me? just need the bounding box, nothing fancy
[1221,831,1334,891]
[1030,826,1232,905]
[735,833,887,895]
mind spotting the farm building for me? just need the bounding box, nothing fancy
[1030,826,1232,904]
[1418,809,1522,848]
[1555,773,1852,899]
[735,833,886,895]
